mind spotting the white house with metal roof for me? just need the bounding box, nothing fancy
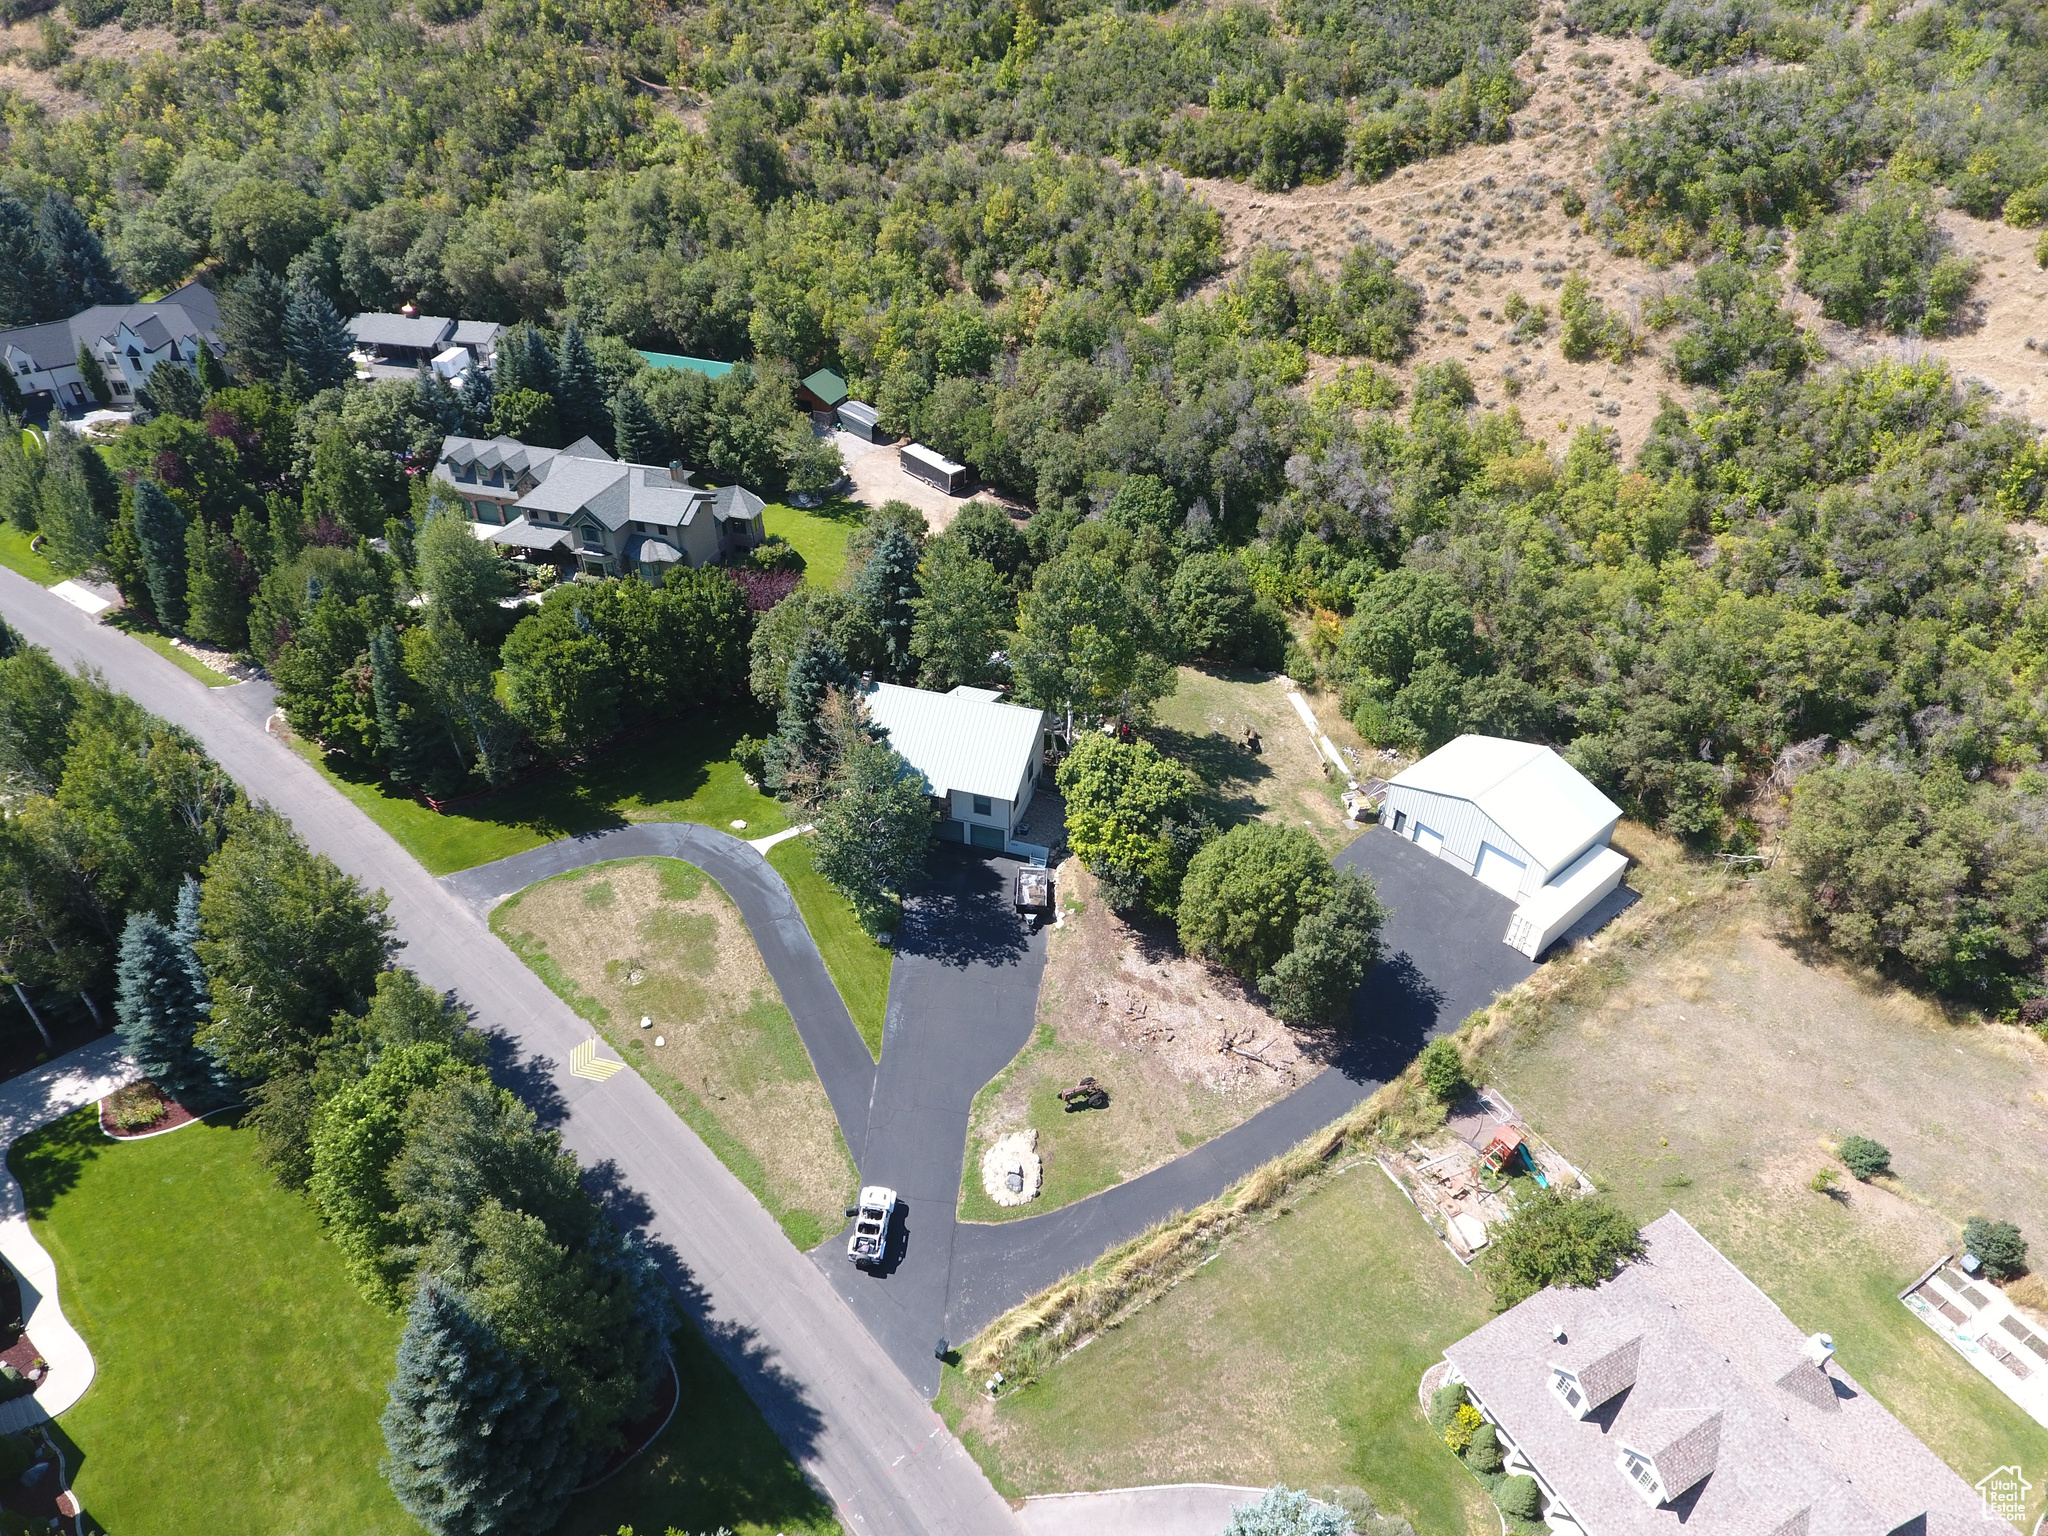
[0,281,219,415]
[862,682,1048,854]
[1382,735,1629,958]
[432,434,764,579]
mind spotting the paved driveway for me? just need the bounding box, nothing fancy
[816,850,1049,1395]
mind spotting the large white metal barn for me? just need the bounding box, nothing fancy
[1382,735,1630,958]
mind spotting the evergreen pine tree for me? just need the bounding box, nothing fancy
[133,478,189,630]
[762,631,859,801]
[185,517,249,651]
[456,367,495,438]
[0,417,41,532]
[610,386,665,465]
[38,426,119,575]
[552,322,607,448]
[142,358,206,420]
[219,267,290,383]
[412,366,461,435]
[494,327,556,400]
[370,623,443,789]
[854,525,922,680]
[37,195,131,314]
[114,879,233,1107]
[380,1279,584,1536]
[74,342,112,407]
[0,362,22,417]
[0,193,46,328]
[194,341,229,395]
[284,278,356,393]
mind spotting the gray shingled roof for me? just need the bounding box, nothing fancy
[1443,1212,1989,1536]
[348,313,456,350]
[433,435,765,537]
[0,280,220,372]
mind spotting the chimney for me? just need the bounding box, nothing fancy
[668,460,695,486]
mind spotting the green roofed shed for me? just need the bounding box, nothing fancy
[639,350,736,380]
[798,368,849,410]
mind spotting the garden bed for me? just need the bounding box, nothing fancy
[97,1080,198,1139]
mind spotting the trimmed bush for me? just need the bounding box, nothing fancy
[1466,1420,1504,1474]
[1444,1401,1482,1453]
[1964,1217,2028,1280]
[1480,1190,1646,1309]
[1418,1037,1469,1103]
[1837,1135,1890,1180]
[1497,1474,1541,1522]
[1427,1379,1468,1430]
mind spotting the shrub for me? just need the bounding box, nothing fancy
[2005,185,2048,230]
[1443,1401,1482,1453]
[1650,259,1815,386]
[0,1435,30,1482]
[106,1081,169,1131]
[1465,1420,1504,1474]
[1177,822,1333,981]
[1417,1037,1469,1102]
[1222,1486,1353,1536]
[1809,1166,1839,1194]
[1560,273,1635,363]
[1964,1217,2028,1280]
[1496,1474,1542,1522]
[1837,1135,1890,1180]
[1480,1189,1645,1309]
[1427,1379,1468,1430]
[1261,869,1388,1025]
[1303,247,1426,362]
[0,1367,32,1402]
[1795,181,1975,334]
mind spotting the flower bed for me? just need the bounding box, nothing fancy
[98,1081,198,1140]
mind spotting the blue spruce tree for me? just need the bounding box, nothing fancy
[855,526,922,681]
[114,878,232,1107]
[284,278,356,393]
[381,1279,584,1536]
[132,478,188,630]
[0,192,47,329]
[456,367,496,438]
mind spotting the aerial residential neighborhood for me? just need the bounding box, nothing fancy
[0,0,2043,1534]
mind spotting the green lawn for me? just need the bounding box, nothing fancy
[563,1323,841,1536]
[938,1157,1497,1534]
[292,706,790,876]
[0,526,58,586]
[12,1111,416,1535]
[102,610,234,686]
[15,1106,848,1536]
[769,835,892,1059]
[761,499,864,590]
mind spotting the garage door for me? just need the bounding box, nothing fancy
[1413,823,1444,857]
[969,823,1006,850]
[1475,843,1526,898]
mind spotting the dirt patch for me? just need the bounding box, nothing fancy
[960,860,1335,1221]
[1191,35,2048,455]
[491,857,857,1247]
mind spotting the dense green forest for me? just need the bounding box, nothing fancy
[3,0,2048,1012]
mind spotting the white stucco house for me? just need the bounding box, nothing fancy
[1381,735,1629,958]
[861,682,1050,856]
[0,281,219,415]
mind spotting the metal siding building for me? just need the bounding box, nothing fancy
[1381,736,1621,903]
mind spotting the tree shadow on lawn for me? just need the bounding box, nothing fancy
[9,1107,114,1221]
[1140,723,1272,829]
[326,704,777,846]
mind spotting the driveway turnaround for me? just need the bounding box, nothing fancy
[443,823,879,1144]
[1017,1483,1266,1536]
[0,569,1021,1536]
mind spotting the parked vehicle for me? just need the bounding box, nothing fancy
[846,1185,898,1266]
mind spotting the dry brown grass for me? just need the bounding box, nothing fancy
[491,857,857,1248]
[960,860,1322,1221]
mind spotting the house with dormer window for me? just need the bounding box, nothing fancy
[1435,1212,1988,1536]
[431,434,766,580]
[0,281,220,418]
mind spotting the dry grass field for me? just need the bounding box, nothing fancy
[491,857,857,1249]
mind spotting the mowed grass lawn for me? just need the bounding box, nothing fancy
[16,1107,846,1536]
[769,835,892,1059]
[12,1111,415,1536]
[0,524,58,586]
[103,609,235,687]
[295,705,790,876]
[940,1158,1499,1535]
[761,499,863,590]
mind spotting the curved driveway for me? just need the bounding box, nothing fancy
[0,569,1019,1536]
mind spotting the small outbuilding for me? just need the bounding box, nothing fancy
[837,399,882,441]
[798,367,849,413]
[1382,735,1628,958]
[900,442,968,495]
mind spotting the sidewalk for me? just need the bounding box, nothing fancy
[0,1037,135,1432]
[1018,1483,1264,1536]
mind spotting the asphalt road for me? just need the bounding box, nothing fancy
[0,571,1021,1536]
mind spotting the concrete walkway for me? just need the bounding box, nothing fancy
[0,1037,136,1433]
[1018,1483,1263,1536]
